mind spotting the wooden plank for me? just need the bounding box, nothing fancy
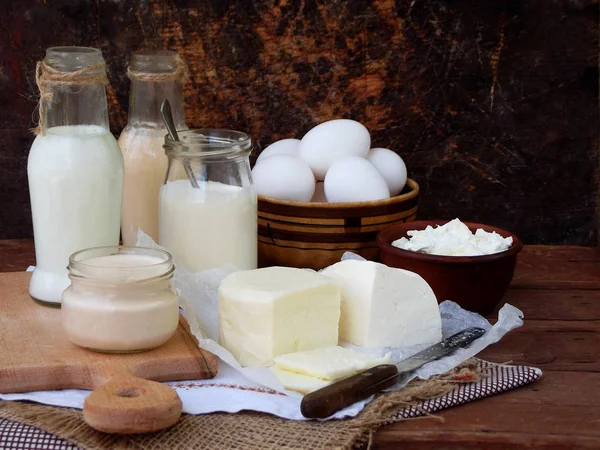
[3,242,599,285]
[375,371,600,449]
[479,320,600,372]
[497,289,600,321]
[0,239,34,272]
[374,431,600,449]
[461,370,600,408]
[513,246,600,290]
[3,242,597,282]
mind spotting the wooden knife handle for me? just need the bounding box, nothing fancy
[300,364,399,419]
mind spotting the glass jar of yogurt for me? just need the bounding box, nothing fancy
[62,246,179,353]
[28,47,124,305]
[159,130,257,272]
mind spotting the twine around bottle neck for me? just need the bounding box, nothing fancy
[126,54,189,84]
[33,60,109,136]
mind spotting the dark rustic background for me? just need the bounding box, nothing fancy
[0,0,598,244]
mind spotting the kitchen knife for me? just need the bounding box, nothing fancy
[300,327,486,419]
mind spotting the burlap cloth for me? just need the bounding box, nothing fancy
[0,361,485,450]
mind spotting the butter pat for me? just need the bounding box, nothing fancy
[321,260,442,348]
[274,346,390,381]
[269,366,332,394]
[218,267,341,367]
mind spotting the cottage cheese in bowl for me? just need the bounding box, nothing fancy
[392,218,513,256]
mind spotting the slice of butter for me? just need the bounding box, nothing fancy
[321,260,442,348]
[274,346,390,381]
[218,267,341,367]
[269,366,332,394]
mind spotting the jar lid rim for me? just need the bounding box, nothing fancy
[47,46,102,55]
[68,246,174,282]
[132,49,179,58]
[164,128,252,156]
[44,46,105,73]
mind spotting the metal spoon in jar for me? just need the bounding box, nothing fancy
[160,99,199,188]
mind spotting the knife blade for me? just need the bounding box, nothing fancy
[300,327,486,419]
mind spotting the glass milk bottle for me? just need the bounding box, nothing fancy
[119,50,187,246]
[159,130,257,272]
[27,47,124,305]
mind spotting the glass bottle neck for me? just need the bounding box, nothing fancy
[44,83,110,131]
[40,47,111,132]
[127,79,186,130]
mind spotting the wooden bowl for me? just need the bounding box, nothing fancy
[376,220,523,315]
[258,179,419,270]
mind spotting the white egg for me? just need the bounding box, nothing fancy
[366,147,407,196]
[298,119,370,180]
[256,138,301,163]
[324,156,390,202]
[252,154,315,201]
[311,181,327,202]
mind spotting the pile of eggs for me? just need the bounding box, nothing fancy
[252,119,408,203]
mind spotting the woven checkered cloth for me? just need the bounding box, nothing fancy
[0,360,540,450]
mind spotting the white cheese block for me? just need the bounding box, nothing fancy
[269,366,333,394]
[218,267,341,367]
[274,346,390,381]
[321,260,442,348]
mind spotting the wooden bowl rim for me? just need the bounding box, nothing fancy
[376,219,523,264]
[257,178,419,209]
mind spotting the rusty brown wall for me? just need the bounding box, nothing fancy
[0,0,598,244]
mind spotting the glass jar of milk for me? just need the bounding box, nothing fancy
[119,50,186,246]
[27,47,124,305]
[159,130,257,272]
[62,246,179,353]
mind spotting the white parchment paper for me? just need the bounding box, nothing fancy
[1,233,524,420]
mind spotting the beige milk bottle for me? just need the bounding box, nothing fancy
[119,50,187,245]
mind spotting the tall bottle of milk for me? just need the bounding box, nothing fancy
[27,47,124,305]
[119,50,187,246]
[159,130,257,272]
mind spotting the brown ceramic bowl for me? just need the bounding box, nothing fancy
[376,220,523,315]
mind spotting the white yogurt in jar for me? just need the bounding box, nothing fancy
[28,125,123,304]
[62,249,179,353]
[159,179,257,272]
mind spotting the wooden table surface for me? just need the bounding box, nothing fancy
[1,240,599,449]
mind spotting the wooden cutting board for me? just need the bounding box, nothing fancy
[0,271,219,434]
